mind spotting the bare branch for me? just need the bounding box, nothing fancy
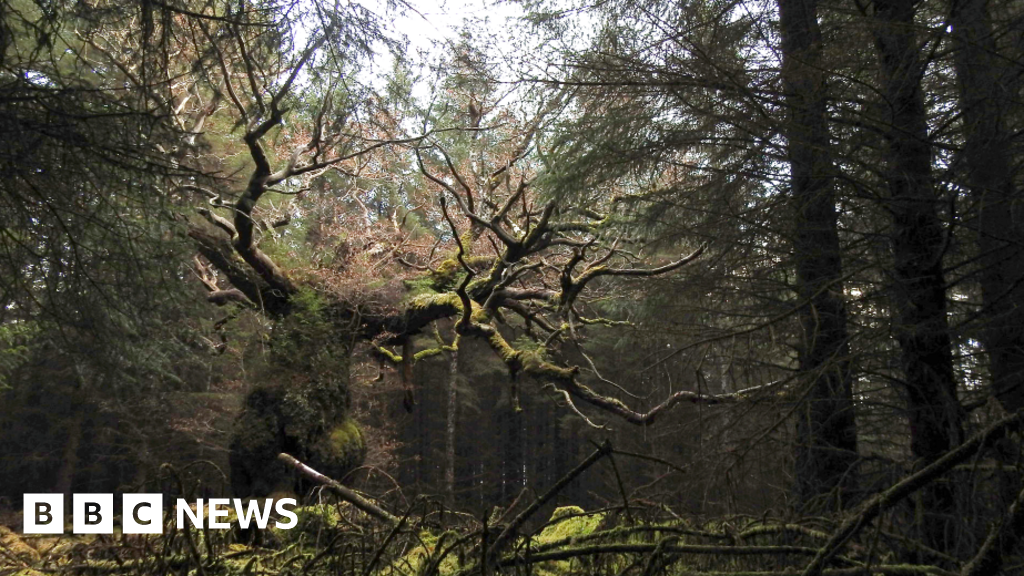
[562,243,707,310]
[198,207,237,237]
[441,196,476,331]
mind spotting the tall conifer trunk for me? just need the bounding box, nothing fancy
[950,0,1024,413]
[778,0,859,509]
[872,0,963,548]
[444,347,459,504]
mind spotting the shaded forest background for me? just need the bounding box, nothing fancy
[1,0,1024,573]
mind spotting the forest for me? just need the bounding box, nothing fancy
[0,0,1023,573]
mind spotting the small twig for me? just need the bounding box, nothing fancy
[961,480,1024,576]
[546,385,606,429]
[361,502,415,576]
[611,449,688,476]
[605,450,635,524]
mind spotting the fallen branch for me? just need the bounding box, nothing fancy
[277,452,398,524]
[501,559,951,576]
[530,524,731,554]
[67,556,192,573]
[801,409,1024,576]
[486,440,612,565]
[961,480,1024,576]
[506,543,848,564]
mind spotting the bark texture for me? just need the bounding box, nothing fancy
[950,0,1024,413]
[872,0,963,547]
[778,0,858,509]
[444,345,459,504]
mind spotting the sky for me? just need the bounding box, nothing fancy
[386,0,524,55]
[354,0,531,103]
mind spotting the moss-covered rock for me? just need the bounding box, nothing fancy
[535,506,604,545]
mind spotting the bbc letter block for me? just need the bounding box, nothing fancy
[24,494,63,534]
[73,494,113,534]
[123,494,163,534]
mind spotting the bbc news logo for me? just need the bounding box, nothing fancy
[24,494,298,534]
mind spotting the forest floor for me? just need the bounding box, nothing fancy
[0,498,970,576]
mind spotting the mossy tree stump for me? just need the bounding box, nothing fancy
[229,290,366,497]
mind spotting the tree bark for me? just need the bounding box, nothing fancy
[777,0,859,509]
[444,346,459,505]
[949,0,1024,413]
[872,0,963,548]
[55,410,84,501]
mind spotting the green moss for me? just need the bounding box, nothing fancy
[488,330,520,363]
[403,275,440,299]
[531,507,607,576]
[375,345,404,363]
[407,290,489,325]
[434,258,462,282]
[413,345,455,362]
[470,306,492,323]
[272,504,343,544]
[409,291,462,311]
[406,255,497,296]
[0,526,41,564]
[536,507,604,545]
[328,418,366,463]
[464,277,488,294]
[388,529,464,576]
[551,506,585,520]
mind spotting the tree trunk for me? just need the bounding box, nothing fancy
[872,0,963,548]
[55,410,84,501]
[416,378,426,490]
[950,0,1024,413]
[229,333,365,497]
[777,0,859,510]
[444,346,459,505]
